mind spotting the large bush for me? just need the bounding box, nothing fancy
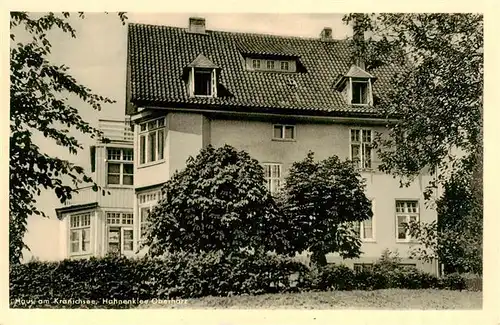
[145,145,290,256]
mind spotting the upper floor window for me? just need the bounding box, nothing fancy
[139,117,165,165]
[69,212,91,255]
[107,148,133,186]
[352,81,369,105]
[194,69,213,96]
[246,58,295,72]
[350,129,372,169]
[395,200,419,242]
[186,54,219,98]
[334,65,375,106]
[106,212,134,254]
[263,163,282,195]
[273,124,295,140]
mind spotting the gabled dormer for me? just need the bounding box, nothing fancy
[335,65,376,106]
[185,54,220,98]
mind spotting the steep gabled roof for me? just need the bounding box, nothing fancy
[345,65,376,79]
[187,53,220,69]
[126,23,403,116]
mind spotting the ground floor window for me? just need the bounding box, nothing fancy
[395,200,419,242]
[69,212,92,255]
[353,263,373,272]
[137,190,162,247]
[106,211,134,254]
[263,163,282,195]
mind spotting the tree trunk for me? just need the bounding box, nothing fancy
[310,251,327,267]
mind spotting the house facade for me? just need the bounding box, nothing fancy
[125,18,438,274]
[55,119,135,258]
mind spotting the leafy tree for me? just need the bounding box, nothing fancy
[144,145,290,257]
[343,14,483,273]
[408,169,482,274]
[278,152,372,266]
[9,12,127,264]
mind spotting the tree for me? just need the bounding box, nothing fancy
[144,145,290,257]
[342,14,483,272]
[9,12,127,264]
[408,169,482,274]
[278,152,372,266]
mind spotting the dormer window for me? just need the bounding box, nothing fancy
[194,69,213,96]
[186,53,220,98]
[334,65,376,106]
[244,57,297,73]
[352,81,369,105]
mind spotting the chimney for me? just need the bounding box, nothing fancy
[352,14,365,69]
[188,17,206,34]
[320,27,332,41]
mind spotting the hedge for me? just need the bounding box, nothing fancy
[10,252,476,309]
[296,264,469,292]
[9,251,307,308]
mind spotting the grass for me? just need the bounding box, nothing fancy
[137,289,482,310]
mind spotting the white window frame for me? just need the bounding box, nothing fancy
[252,59,261,69]
[68,212,92,256]
[138,117,166,166]
[190,67,217,98]
[280,61,290,71]
[105,211,133,255]
[273,124,296,141]
[262,163,282,195]
[137,190,162,247]
[349,128,373,169]
[266,60,275,70]
[395,200,420,243]
[349,78,373,106]
[355,199,376,242]
[106,148,134,186]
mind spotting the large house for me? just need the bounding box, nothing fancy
[58,17,438,274]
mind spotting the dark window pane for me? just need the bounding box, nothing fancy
[123,175,133,185]
[108,175,120,184]
[352,83,368,104]
[140,135,146,164]
[194,71,211,96]
[273,125,283,138]
[108,163,120,174]
[158,129,164,160]
[148,132,156,162]
[284,126,294,139]
[123,164,133,174]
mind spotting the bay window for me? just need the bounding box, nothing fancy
[138,117,165,165]
[107,148,133,185]
[106,211,134,254]
[69,212,91,255]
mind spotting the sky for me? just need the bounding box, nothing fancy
[20,13,352,261]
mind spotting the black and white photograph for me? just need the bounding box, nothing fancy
[7,8,489,317]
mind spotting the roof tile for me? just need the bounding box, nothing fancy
[127,23,403,116]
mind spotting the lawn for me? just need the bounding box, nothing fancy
[137,289,482,310]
